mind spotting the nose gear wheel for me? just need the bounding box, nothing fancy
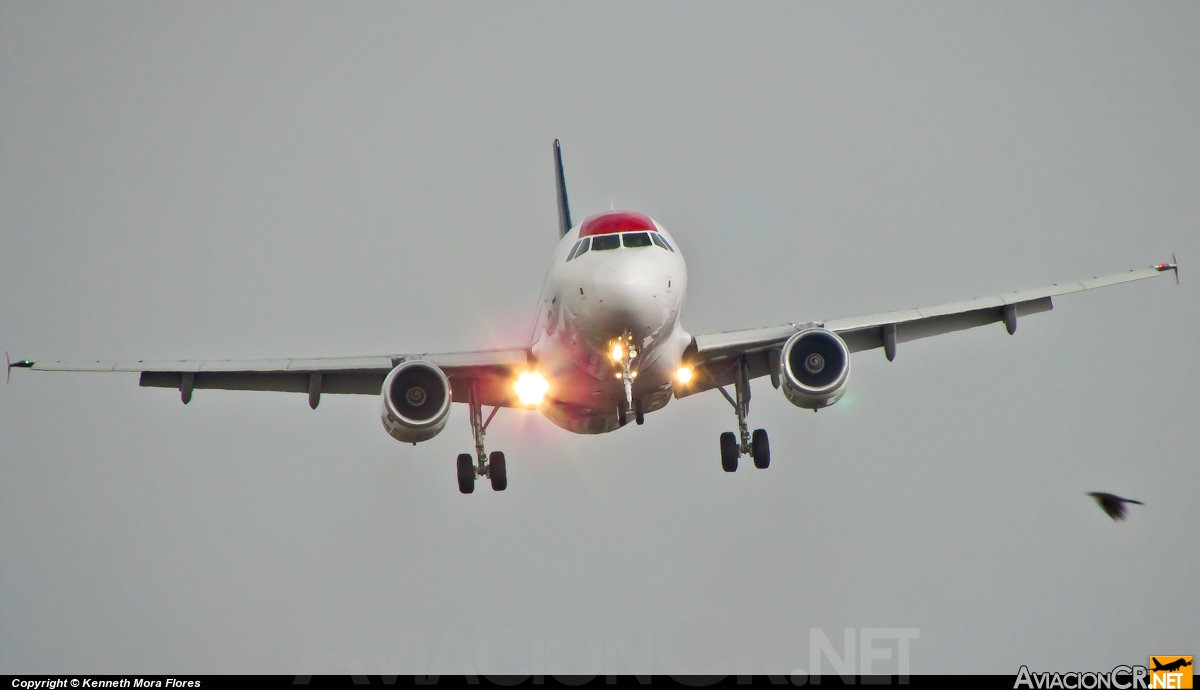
[611,332,640,428]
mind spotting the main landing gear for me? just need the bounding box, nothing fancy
[457,382,507,494]
[713,356,770,472]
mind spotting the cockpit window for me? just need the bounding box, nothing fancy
[574,237,590,258]
[591,234,621,251]
[622,232,652,248]
[650,233,674,252]
[565,239,583,261]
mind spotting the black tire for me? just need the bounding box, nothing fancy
[635,398,645,426]
[457,453,475,494]
[720,431,738,472]
[617,404,628,427]
[489,451,507,492]
[752,428,770,469]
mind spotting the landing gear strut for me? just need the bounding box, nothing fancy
[612,333,639,427]
[710,356,770,472]
[459,382,506,493]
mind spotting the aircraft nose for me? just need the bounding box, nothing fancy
[593,282,650,333]
[588,254,667,342]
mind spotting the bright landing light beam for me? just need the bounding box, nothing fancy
[514,372,549,406]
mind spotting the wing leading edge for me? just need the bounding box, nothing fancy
[678,262,1177,398]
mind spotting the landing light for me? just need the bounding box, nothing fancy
[611,344,624,361]
[675,367,693,384]
[514,372,549,406]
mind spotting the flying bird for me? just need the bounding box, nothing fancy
[1087,492,1143,521]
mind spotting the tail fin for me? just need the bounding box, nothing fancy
[554,139,572,237]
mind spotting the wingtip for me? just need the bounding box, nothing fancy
[6,353,34,384]
[1154,254,1180,285]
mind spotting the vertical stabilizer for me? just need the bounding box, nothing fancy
[554,139,572,237]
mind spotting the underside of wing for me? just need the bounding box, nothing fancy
[21,348,533,408]
[823,267,1166,353]
[678,263,1175,398]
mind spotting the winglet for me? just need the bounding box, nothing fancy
[6,352,34,385]
[1155,254,1179,285]
[554,139,572,237]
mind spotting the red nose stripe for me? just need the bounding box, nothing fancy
[579,211,656,237]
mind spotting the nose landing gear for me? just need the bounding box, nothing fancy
[611,333,640,427]
[457,382,507,494]
[712,356,770,472]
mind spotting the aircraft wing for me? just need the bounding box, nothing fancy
[677,261,1177,398]
[12,347,533,408]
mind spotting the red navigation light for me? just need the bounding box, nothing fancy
[578,211,656,238]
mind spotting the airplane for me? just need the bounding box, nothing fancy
[8,140,1179,494]
[1151,657,1192,673]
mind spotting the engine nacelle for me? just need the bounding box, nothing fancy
[780,328,850,410]
[380,360,452,444]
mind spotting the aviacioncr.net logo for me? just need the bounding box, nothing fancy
[1014,665,1149,689]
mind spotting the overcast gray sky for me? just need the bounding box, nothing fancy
[2,1,1197,675]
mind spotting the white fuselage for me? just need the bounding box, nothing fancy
[530,212,690,434]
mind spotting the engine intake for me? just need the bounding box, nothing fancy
[780,328,850,409]
[380,360,452,444]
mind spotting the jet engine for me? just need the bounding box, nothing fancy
[380,360,452,444]
[780,328,850,410]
